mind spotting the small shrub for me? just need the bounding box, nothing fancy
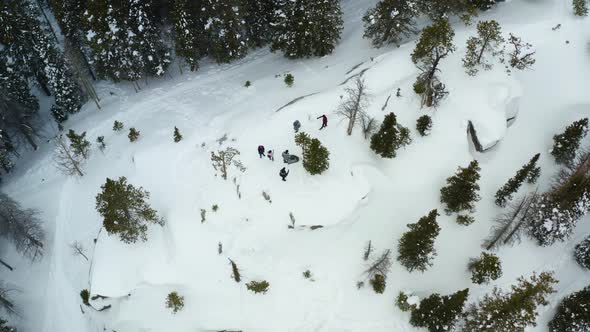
[128,128,140,142]
[246,280,270,294]
[303,270,312,279]
[212,204,219,212]
[396,291,417,312]
[413,80,426,95]
[356,281,365,289]
[468,252,502,284]
[166,291,185,314]
[284,74,294,87]
[80,289,90,306]
[200,209,206,223]
[173,127,182,143]
[416,115,432,136]
[113,120,124,131]
[262,191,272,203]
[244,80,251,87]
[370,274,386,294]
[97,136,106,151]
[456,214,475,226]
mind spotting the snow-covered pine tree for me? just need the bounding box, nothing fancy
[95,177,165,243]
[468,252,502,284]
[0,75,41,151]
[574,236,590,269]
[548,285,590,332]
[440,160,481,214]
[416,115,432,136]
[551,118,589,165]
[201,0,249,64]
[295,133,330,175]
[362,0,419,48]
[409,288,469,332]
[271,0,343,58]
[66,129,91,159]
[171,0,205,71]
[370,112,411,158]
[416,0,476,22]
[471,0,497,11]
[463,20,504,76]
[0,319,15,332]
[495,153,541,207]
[463,271,558,332]
[573,0,589,16]
[244,0,275,47]
[397,209,440,272]
[173,127,182,142]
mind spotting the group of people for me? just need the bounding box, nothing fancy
[257,115,328,182]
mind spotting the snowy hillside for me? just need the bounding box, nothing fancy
[2,0,590,331]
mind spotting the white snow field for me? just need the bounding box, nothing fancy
[2,0,590,331]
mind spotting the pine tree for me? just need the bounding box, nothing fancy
[440,160,481,214]
[284,74,294,87]
[170,0,205,71]
[95,177,165,243]
[370,274,386,294]
[113,120,124,131]
[472,0,496,11]
[573,0,589,16]
[362,0,419,48]
[416,115,432,136]
[244,0,275,47]
[96,136,106,151]
[495,153,541,207]
[201,0,249,64]
[66,129,91,159]
[0,319,16,332]
[574,236,590,270]
[548,285,590,332]
[411,19,455,107]
[166,291,185,314]
[410,288,469,332]
[463,271,558,332]
[295,133,330,175]
[397,209,440,272]
[468,252,502,284]
[551,118,589,165]
[271,0,343,58]
[174,127,182,143]
[370,113,411,158]
[416,0,476,22]
[128,128,140,142]
[463,20,504,76]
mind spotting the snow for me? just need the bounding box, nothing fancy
[3,0,590,331]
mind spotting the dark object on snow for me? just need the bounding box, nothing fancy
[258,145,265,158]
[282,150,300,164]
[293,120,301,133]
[396,88,401,97]
[267,150,274,161]
[280,167,289,181]
[317,115,328,130]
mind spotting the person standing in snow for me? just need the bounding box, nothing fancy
[280,167,289,181]
[318,115,328,130]
[267,149,274,161]
[293,120,301,133]
[258,145,265,158]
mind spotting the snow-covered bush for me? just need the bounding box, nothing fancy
[128,128,140,142]
[80,289,90,306]
[166,291,185,314]
[246,280,269,294]
[548,285,590,331]
[416,115,432,136]
[468,252,502,284]
[456,214,475,226]
[551,118,588,165]
[284,74,294,87]
[574,236,590,270]
[113,121,124,131]
[396,291,418,312]
[295,132,330,175]
[573,0,589,16]
[173,127,182,143]
[369,274,386,294]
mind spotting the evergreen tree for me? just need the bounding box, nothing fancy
[362,0,419,48]
[397,209,440,272]
[271,0,343,58]
[416,0,476,22]
[463,20,504,76]
[166,291,185,314]
[66,129,91,159]
[370,274,386,294]
[0,319,15,332]
[284,74,294,87]
[370,113,411,158]
[128,127,140,142]
[472,0,497,11]
[548,285,590,332]
[574,236,590,270]
[411,19,455,107]
[440,160,481,214]
[174,127,182,142]
[95,177,165,243]
[96,136,106,151]
[495,153,541,207]
[463,271,558,332]
[468,252,502,284]
[416,115,432,136]
[573,0,589,16]
[410,288,469,332]
[201,0,249,64]
[551,118,589,165]
[244,0,275,47]
[113,120,124,131]
[295,133,330,175]
[171,0,205,71]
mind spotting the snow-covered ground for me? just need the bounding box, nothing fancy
[2,0,590,331]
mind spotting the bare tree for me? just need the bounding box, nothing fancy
[505,33,536,71]
[363,240,373,261]
[211,147,241,180]
[365,249,392,278]
[0,281,20,317]
[0,193,45,261]
[361,114,377,139]
[54,135,84,177]
[70,241,88,261]
[335,78,371,136]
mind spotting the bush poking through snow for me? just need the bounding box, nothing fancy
[173,127,182,143]
[244,80,251,87]
[0,319,15,332]
[573,0,589,16]
[440,160,481,214]
[416,115,432,136]
[96,136,106,152]
[495,153,541,207]
[128,128,140,142]
[200,209,206,223]
[229,259,241,282]
[410,288,469,332]
[370,112,411,158]
[456,214,475,226]
[113,121,124,132]
[462,20,504,76]
[95,177,165,244]
[246,280,270,294]
[284,74,294,87]
[80,289,90,306]
[548,285,590,331]
[165,292,185,314]
[550,118,588,166]
[397,209,440,272]
[212,204,219,212]
[295,132,330,175]
[574,236,590,270]
[396,292,417,312]
[303,270,312,279]
[468,252,502,284]
[369,274,386,294]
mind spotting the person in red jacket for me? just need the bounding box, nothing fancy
[318,114,328,130]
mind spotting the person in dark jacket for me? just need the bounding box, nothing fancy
[258,145,265,158]
[280,167,289,181]
[317,115,328,130]
[293,120,301,133]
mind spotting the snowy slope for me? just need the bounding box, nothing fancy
[2,0,590,331]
